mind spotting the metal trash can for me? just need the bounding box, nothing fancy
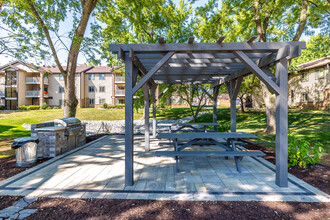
[12,137,39,167]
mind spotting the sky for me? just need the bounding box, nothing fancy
[0,0,317,67]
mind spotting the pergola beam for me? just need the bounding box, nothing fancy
[217,36,226,44]
[246,36,257,43]
[110,42,305,54]
[132,51,174,94]
[197,84,214,100]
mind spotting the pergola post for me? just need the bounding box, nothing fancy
[143,84,150,152]
[151,85,157,138]
[226,77,242,132]
[275,58,288,187]
[213,86,220,131]
[124,52,135,186]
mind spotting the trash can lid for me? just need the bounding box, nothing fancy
[12,137,39,150]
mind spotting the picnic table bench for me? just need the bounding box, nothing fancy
[155,132,265,172]
[157,122,219,133]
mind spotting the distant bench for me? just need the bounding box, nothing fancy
[157,122,219,133]
[155,132,264,172]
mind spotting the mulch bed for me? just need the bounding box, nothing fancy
[0,156,49,182]
[244,143,330,195]
[0,195,22,210]
[86,134,108,143]
[25,198,330,220]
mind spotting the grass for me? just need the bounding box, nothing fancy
[0,107,329,158]
[194,108,330,152]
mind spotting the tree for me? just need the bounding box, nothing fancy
[237,75,260,113]
[174,84,209,122]
[290,34,330,71]
[195,0,329,133]
[0,0,99,117]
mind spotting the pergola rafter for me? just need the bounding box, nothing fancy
[109,39,305,188]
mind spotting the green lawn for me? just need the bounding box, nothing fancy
[0,108,143,140]
[0,107,329,154]
[194,108,330,152]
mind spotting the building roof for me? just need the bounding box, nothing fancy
[40,66,94,74]
[85,66,122,73]
[297,56,330,71]
[0,60,39,72]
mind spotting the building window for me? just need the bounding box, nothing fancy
[88,86,95,92]
[301,72,308,81]
[301,93,308,102]
[118,99,125,104]
[88,74,95,80]
[59,99,63,106]
[315,91,324,102]
[316,68,324,79]
[59,86,65,93]
[99,86,105,92]
[89,98,95,104]
[99,98,105,104]
[59,74,64,80]
[99,74,105,80]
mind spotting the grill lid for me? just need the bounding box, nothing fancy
[54,117,81,127]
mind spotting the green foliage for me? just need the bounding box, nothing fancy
[288,132,324,167]
[102,102,108,109]
[0,105,4,110]
[217,122,230,132]
[41,102,49,110]
[18,106,28,110]
[27,105,40,110]
[47,106,52,109]
[290,34,330,72]
[53,106,59,109]
[107,104,125,109]
[94,0,193,65]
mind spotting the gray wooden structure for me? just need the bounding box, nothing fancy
[108,37,305,187]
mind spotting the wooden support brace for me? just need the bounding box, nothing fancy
[197,84,213,100]
[188,36,195,44]
[132,51,174,95]
[157,84,172,101]
[151,84,157,138]
[158,37,165,44]
[233,51,280,95]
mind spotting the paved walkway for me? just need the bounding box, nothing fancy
[0,135,329,202]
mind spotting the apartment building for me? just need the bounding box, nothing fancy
[288,56,330,110]
[0,60,124,110]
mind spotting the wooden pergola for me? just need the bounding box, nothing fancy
[108,37,305,188]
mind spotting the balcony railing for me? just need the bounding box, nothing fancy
[115,76,125,83]
[26,77,48,84]
[26,90,49,98]
[115,89,125,96]
[0,91,4,97]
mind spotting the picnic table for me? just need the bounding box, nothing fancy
[155,132,265,172]
[157,122,219,133]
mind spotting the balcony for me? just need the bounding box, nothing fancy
[26,90,49,98]
[115,76,125,83]
[115,89,125,96]
[26,77,48,84]
[0,91,4,97]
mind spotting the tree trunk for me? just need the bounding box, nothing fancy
[240,96,245,113]
[261,82,276,133]
[293,0,308,41]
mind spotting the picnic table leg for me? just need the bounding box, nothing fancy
[225,139,231,160]
[231,139,241,173]
[174,138,179,172]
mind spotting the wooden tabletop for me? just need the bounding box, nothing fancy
[156,132,258,139]
[157,122,219,127]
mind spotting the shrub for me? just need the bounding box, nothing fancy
[288,132,324,167]
[41,102,49,110]
[18,106,28,110]
[0,105,4,110]
[46,106,52,109]
[27,105,40,110]
[107,104,125,109]
[102,102,108,109]
[53,106,59,109]
[217,122,230,132]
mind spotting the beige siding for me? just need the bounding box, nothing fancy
[48,73,65,106]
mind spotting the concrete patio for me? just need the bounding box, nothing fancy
[0,135,329,202]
